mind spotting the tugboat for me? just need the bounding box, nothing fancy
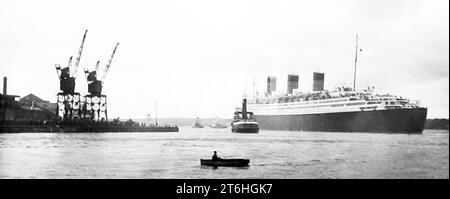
[192,117,204,128]
[209,117,228,129]
[231,99,259,133]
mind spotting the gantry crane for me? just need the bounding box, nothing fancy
[83,42,119,121]
[55,30,88,121]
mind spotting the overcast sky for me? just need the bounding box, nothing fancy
[0,0,448,119]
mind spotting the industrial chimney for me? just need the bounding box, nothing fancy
[266,76,277,95]
[242,98,247,120]
[3,76,7,95]
[287,74,299,94]
[313,72,324,91]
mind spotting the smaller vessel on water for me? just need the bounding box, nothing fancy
[200,159,250,167]
[209,117,228,128]
[231,99,259,133]
[192,117,204,128]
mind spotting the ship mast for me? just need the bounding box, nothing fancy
[252,74,256,97]
[155,100,158,126]
[353,34,359,91]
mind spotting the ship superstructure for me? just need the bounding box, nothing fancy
[245,77,427,133]
[248,87,423,116]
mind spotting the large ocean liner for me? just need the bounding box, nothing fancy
[242,36,427,133]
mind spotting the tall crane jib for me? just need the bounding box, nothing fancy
[73,29,88,78]
[102,42,119,82]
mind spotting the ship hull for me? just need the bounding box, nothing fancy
[231,122,260,133]
[253,108,427,133]
[231,126,260,133]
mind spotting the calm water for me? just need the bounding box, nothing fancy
[0,128,448,179]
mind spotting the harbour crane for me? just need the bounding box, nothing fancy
[54,29,88,121]
[83,42,119,121]
[55,29,88,94]
[84,42,119,96]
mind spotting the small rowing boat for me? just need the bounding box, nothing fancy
[200,159,250,167]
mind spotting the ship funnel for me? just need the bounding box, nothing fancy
[287,74,299,94]
[266,76,277,95]
[242,98,247,120]
[3,77,6,95]
[313,72,324,91]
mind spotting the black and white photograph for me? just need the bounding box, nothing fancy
[0,0,448,185]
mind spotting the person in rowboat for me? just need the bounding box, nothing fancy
[212,151,220,161]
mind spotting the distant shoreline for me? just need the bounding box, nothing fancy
[424,118,449,130]
[115,117,233,127]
